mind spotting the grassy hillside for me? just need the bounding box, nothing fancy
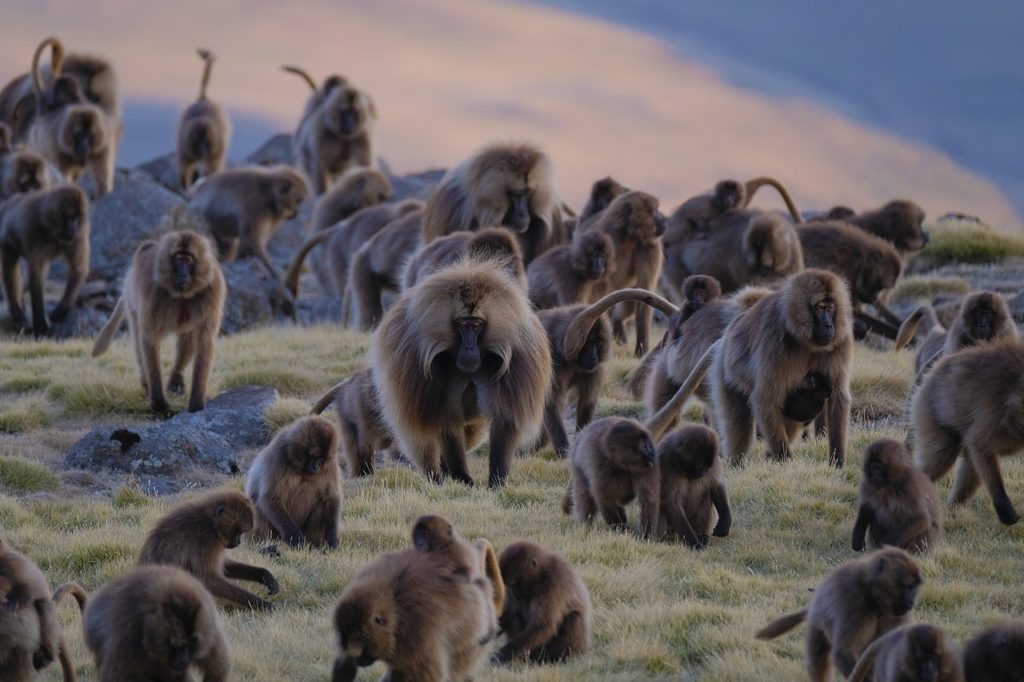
[2,322,1023,680]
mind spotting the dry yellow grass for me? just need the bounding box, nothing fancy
[1,324,1022,681]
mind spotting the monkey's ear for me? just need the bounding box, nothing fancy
[215,505,227,517]
[279,180,293,195]
[530,558,539,568]
[874,555,889,575]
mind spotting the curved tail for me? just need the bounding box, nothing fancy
[475,538,505,613]
[32,36,65,96]
[894,305,930,351]
[755,609,808,640]
[743,177,803,224]
[283,227,338,296]
[282,65,317,91]
[91,296,126,357]
[196,49,215,100]
[562,288,678,360]
[53,582,88,610]
[310,380,343,415]
[644,338,721,441]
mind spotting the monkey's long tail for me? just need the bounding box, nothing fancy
[91,295,126,357]
[310,381,344,415]
[644,339,721,441]
[475,538,505,613]
[283,227,338,297]
[894,305,930,351]
[847,632,889,682]
[563,288,679,360]
[31,36,65,96]
[196,49,215,100]
[754,609,808,640]
[743,177,803,224]
[53,582,88,610]
[282,65,318,91]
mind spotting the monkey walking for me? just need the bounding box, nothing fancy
[176,49,230,190]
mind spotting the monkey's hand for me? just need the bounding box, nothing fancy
[32,645,54,670]
[259,544,282,557]
[851,535,865,552]
[48,304,70,323]
[260,569,280,596]
[150,397,172,417]
[712,522,729,538]
[285,533,305,549]
[167,375,186,395]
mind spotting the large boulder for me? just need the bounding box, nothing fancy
[246,133,294,166]
[220,259,296,334]
[379,160,445,203]
[87,169,183,280]
[63,385,277,493]
[134,153,181,193]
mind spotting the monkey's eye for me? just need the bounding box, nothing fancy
[373,615,386,626]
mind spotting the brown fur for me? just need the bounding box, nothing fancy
[0,184,89,336]
[577,176,629,231]
[911,340,1024,525]
[331,547,494,682]
[422,142,565,264]
[286,67,375,195]
[898,292,1019,378]
[245,416,343,548]
[799,220,902,307]
[138,490,279,611]
[371,258,552,488]
[849,623,963,682]
[403,227,525,290]
[0,536,84,682]
[410,514,506,613]
[540,288,678,458]
[83,565,230,682]
[187,165,308,291]
[962,620,1024,681]
[347,208,423,329]
[581,190,667,356]
[656,424,731,549]
[310,167,392,232]
[176,49,230,190]
[661,179,747,247]
[283,199,422,301]
[311,368,395,476]
[527,229,614,308]
[0,122,48,199]
[852,439,943,553]
[849,200,928,261]
[756,548,922,681]
[494,540,592,664]
[25,39,115,195]
[707,269,854,466]
[91,229,225,414]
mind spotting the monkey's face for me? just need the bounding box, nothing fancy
[211,498,254,549]
[60,107,105,161]
[968,301,997,340]
[275,174,308,219]
[872,550,921,616]
[412,515,452,552]
[45,192,84,244]
[574,325,608,373]
[452,316,485,374]
[498,543,541,589]
[502,187,534,233]
[809,296,838,346]
[609,422,656,471]
[13,157,45,194]
[712,180,744,213]
[170,249,197,293]
[143,600,200,672]
[335,593,396,665]
[904,626,945,681]
[885,201,928,251]
[587,177,626,216]
[327,88,369,138]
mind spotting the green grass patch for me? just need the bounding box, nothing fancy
[917,222,1024,268]
[0,394,55,433]
[0,456,59,492]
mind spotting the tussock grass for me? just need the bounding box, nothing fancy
[891,275,971,303]
[917,221,1024,268]
[0,456,60,492]
[0,394,55,432]
[1,324,1023,680]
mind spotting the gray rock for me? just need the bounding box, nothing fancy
[379,160,445,202]
[220,259,295,333]
[246,133,294,166]
[134,153,181,193]
[63,386,278,491]
[87,169,184,280]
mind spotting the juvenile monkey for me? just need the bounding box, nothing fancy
[285,65,376,194]
[848,623,963,682]
[676,274,721,325]
[851,439,943,553]
[187,165,308,288]
[347,208,423,329]
[577,175,629,230]
[962,620,1024,681]
[371,258,552,488]
[756,548,922,681]
[311,368,394,476]
[283,199,422,300]
[410,514,505,613]
[0,184,89,337]
[245,415,343,548]
[83,565,230,682]
[422,142,566,264]
[494,540,592,664]
[781,371,833,425]
[176,49,230,189]
[896,291,1018,377]
[847,199,928,262]
[0,536,86,682]
[527,229,614,308]
[138,490,279,611]
[92,229,225,414]
[911,341,1024,525]
[0,122,48,199]
[656,424,731,549]
[582,190,667,356]
[566,341,711,538]
[26,38,114,195]
[541,288,678,458]
[331,547,495,682]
